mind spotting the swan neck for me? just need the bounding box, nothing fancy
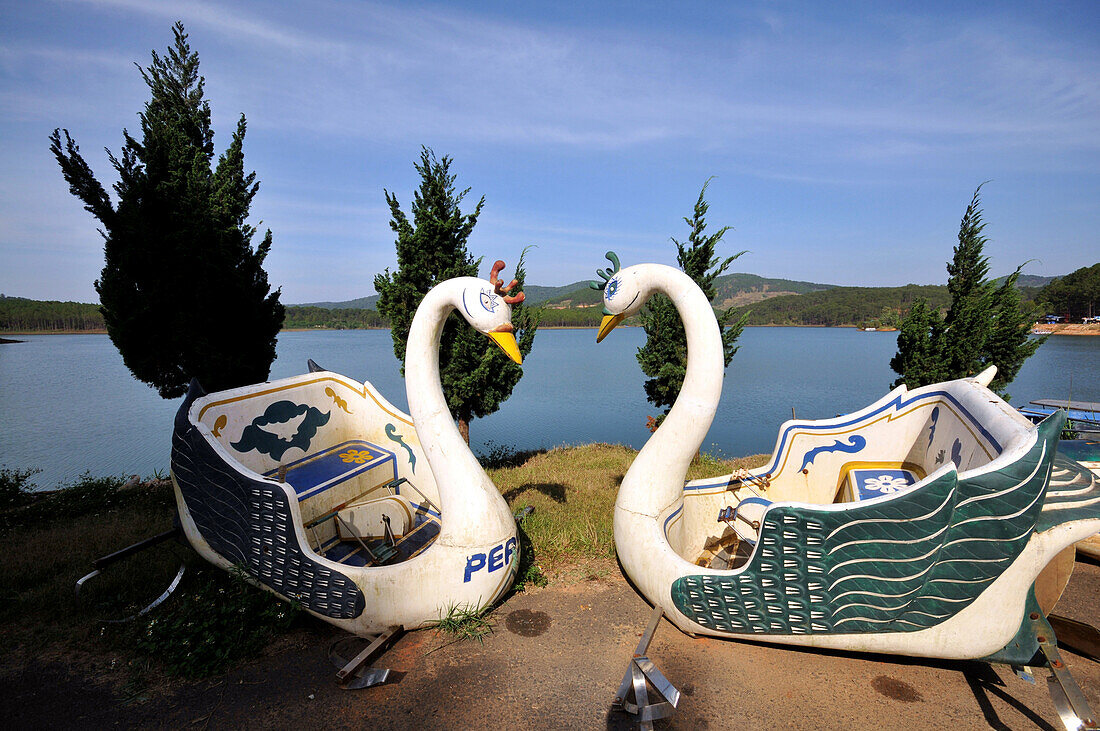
[405,283,510,545]
[620,267,724,516]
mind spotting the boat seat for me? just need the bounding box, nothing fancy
[320,514,441,567]
[263,439,398,526]
[718,496,772,546]
[839,466,920,502]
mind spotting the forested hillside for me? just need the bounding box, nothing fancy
[729,285,952,327]
[282,306,387,329]
[0,297,105,331]
[0,269,1056,333]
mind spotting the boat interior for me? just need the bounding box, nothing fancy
[677,379,1038,570]
[190,372,442,569]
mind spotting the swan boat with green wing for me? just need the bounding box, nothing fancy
[171,265,526,636]
[592,253,1100,667]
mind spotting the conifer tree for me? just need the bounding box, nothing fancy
[1039,263,1100,320]
[890,185,1042,397]
[374,147,537,443]
[986,267,1042,393]
[888,298,945,387]
[637,180,746,424]
[50,23,282,398]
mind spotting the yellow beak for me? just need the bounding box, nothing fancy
[488,331,522,364]
[596,313,625,343]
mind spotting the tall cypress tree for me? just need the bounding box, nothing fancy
[890,185,1042,397]
[50,23,282,398]
[986,267,1043,393]
[940,186,994,378]
[637,179,746,425]
[374,147,537,443]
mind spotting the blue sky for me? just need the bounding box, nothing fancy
[2,0,1098,303]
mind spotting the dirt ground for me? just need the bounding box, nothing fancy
[1030,324,1100,336]
[6,558,1100,730]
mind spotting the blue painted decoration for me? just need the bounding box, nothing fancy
[799,434,867,471]
[927,406,940,448]
[848,468,918,500]
[479,290,500,312]
[262,439,395,500]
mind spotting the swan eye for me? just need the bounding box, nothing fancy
[478,289,501,313]
[605,277,621,300]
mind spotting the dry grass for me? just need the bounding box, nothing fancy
[488,443,768,575]
[0,479,182,652]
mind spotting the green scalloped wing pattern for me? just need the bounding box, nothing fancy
[1036,452,1100,532]
[671,416,1060,636]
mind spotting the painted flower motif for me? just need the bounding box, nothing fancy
[864,474,909,493]
[340,449,372,464]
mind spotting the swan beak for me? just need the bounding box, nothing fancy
[488,331,523,364]
[596,313,625,343]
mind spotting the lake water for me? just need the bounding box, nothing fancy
[1,328,1096,489]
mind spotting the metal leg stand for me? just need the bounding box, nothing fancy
[1038,632,1098,731]
[613,606,680,729]
[330,626,403,690]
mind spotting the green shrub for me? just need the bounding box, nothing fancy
[51,472,126,516]
[135,566,298,678]
[0,466,39,508]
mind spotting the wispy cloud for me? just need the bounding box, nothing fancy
[3,1,1097,298]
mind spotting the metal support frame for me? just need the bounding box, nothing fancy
[1023,610,1099,731]
[613,606,680,729]
[331,626,403,690]
[74,526,187,623]
[1037,636,1098,730]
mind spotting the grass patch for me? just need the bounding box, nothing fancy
[132,566,299,678]
[0,476,181,650]
[431,603,494,644]
[487,443,768,576]
[0,476,297,677]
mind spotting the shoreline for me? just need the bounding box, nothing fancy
[5,323,1099,336]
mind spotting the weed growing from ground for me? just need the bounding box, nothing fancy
[432,603,494,644]
[50,472,126,515]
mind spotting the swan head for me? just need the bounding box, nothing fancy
[589,251,646,342]
[454,260,525,364]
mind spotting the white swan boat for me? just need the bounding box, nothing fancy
[171,266,525,635]
[592,253,1100,666]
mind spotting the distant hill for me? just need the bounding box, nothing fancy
[295,281,600,309]
[532,273,836,311]
[297,295,379,310]
[729,284,951,328]
[2,268,1057,334]
[994,273,1058,288]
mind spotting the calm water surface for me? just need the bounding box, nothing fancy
[1,329,1096,488]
